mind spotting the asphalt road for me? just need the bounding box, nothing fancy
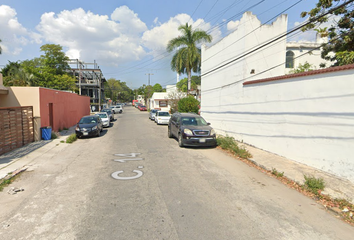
[0,106,353,239]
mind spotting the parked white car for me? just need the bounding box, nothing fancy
[155,111,171,125]
[95,112,110,127]
[111,105,123,114]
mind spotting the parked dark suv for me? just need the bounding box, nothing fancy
[168,112,217,147]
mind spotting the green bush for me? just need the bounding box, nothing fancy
[51,132,58,139]
[304,175,325,194]
[177,95,200,114]
[66,134,77,143]
[216,135,252,159]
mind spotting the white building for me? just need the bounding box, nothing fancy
[285,34,329,73]
[200,11,354,183]
[149,85,181,111]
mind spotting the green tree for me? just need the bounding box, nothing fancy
[0,39,2,54]
[167,23,212,93]
[301,0,354,66]
[21,44,75,90]
[178,95,200,114]
[289,61,316,74]
[152,83,164,92]
[177,75,200,92]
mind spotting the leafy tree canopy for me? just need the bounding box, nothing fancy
[104,78,133,103]
[3,44,75,90]
[301,0,354,66]
[177,76,201,92]
[289,61,316,74]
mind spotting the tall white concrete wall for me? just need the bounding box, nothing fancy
[200,12,354,183]
[201,66,354,183]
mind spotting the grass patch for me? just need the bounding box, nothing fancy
[60,140,65,143]
[271,168,284,178]
[51,132,58,139]
[66,134,77,143]
[216,135,252,159]
[63,127,69,130]
[304,175,325,195]
[0,172,23,192]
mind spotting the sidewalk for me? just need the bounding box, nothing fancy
[1,127,354,204]
[240,143,354,204]
[0,126,76,180]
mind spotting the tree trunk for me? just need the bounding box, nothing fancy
[187,70,191,94]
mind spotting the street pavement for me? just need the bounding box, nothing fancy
[1,114,354,205]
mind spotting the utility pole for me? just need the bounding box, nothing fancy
[145,73,154,86]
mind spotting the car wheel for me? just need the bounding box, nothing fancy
[168,126,173,138]
[178,133,184,147]
[76,134,80,139]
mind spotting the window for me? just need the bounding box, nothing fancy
[286,51,294,68]
[159,100,168,107]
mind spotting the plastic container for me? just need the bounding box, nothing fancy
[41,126,52,140]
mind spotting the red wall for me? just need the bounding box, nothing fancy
[39,88,90,131]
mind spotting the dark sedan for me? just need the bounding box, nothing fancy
[75,115,103,138]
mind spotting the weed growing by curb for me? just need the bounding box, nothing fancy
[216,136,252,159]
[271,168,284,177]
[51,132,58,139]
[0,172,23,192]
[304,175,325,195]
[66,134,77,143]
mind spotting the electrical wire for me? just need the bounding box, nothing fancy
[200,0,354,78]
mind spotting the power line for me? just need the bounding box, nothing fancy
[201,0,354,78]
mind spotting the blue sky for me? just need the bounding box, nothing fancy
[0,0,320,89]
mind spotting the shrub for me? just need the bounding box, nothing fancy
[51,132,58,139]
[271,168,284,178]
[216,135,252,159]
[177,95,200,114]
[304,175,325,194]
[66,134,77,144]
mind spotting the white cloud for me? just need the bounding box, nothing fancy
[142,14,221,57]
[227,20,240,32]
[36,6,148,66]
[0,5,38,55]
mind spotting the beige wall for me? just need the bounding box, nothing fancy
[0,87,41,140]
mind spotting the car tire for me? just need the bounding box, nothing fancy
[178,133,184,147]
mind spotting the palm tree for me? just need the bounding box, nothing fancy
[0,39,2,54]
[167,23,212,93]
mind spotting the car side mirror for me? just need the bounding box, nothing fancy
[207,122,211,125]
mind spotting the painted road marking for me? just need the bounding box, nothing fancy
[111,170,143,180]
[112,153,144,180]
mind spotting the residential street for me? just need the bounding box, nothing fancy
[0,106,353,239]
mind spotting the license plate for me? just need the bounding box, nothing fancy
[199,138,206,143]
[83,132,88,136]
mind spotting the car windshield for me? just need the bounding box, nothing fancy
[151,110,157,113]
[79,117,97,124]
[158,112,170,116]
[96,114,107,118]
[181,117,208,126]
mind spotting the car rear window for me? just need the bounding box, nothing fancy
[181,117,207,126]
[158,112,170,116]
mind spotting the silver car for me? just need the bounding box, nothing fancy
[149,109,158,120]
[95,112,110,127]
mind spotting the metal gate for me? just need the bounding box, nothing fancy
[0,106,34,155]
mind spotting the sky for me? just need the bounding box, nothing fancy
[0,0,321,89]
